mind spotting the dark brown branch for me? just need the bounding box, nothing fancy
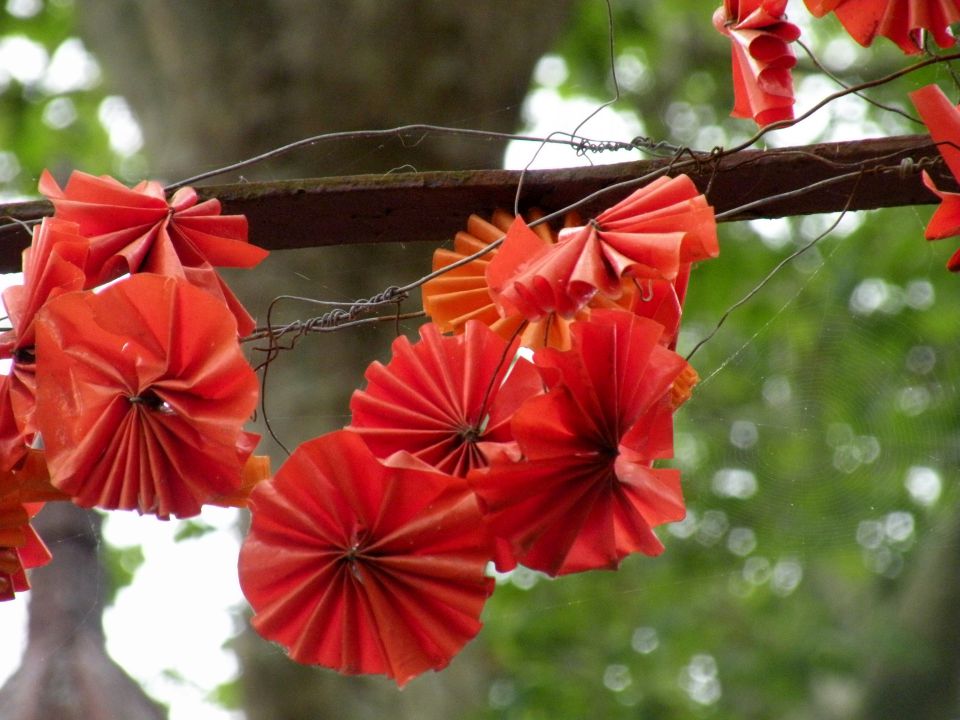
[0,134,948,273]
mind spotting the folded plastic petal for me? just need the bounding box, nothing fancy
[0,218,89,462]
[470,310,694,576]
[421,209,641,350]
[804,0,960,53]
[349,320,542,477]
[487,176,717,321]
[714,0,800,126]
[0,452,55,601]
[40,170,267,336]
[239,430,494,687]
[3,217,88,349]
[910,84,960,270]
[34,274,259,519]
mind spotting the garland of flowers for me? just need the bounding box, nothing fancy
[1,0,960,686]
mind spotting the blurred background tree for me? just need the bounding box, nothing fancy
[0,1,958,719]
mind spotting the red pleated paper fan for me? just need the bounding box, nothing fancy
[0,218,89,465]
[40,170,268,336]
[714,0,801,127]
[239,430,494,687]
[0,454,55,601]
[349,320,542,477]
[910,84,960,271]
[34,274,259,518]
[805,0,960,54]
[487,176,717,322]
[470,310,693,576]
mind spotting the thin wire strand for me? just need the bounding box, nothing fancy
[514,0,622,216]
[166,125,637,191]
[686,175,864,361]
[797,40,923,126]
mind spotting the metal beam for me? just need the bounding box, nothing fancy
[0,134,946,273]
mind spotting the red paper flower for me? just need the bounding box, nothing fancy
[910,83,960,270]
[470,310,693,576]
[487,175,717,322]
[40,170,268,336]
[804,0,960,54]
[714,0,800,127]
[239,430,494,687]
[0,217,88,469]
[349,320,542,477]
[0,453,56,601]
[34,274,259,519]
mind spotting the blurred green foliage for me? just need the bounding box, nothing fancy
[0,0,114,198]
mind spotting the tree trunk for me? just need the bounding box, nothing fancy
[0,505,166,720]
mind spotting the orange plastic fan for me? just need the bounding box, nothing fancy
[470,310,693,577]
[714,0,800,127]
[421,209,638,349]
[239,430,494,687]
[34,274,259,518]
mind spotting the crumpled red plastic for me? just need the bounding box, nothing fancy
[909,83,960,271]
[239,430,494,687]
[33,274,260,519]
[804,0,960,54]
[349,320,542,477]
[0,452,57,601]
[40,170,268,336]
[486,176,717,322]
[469,310,693,576]
[714,0,800,127]
[0,217,88,469]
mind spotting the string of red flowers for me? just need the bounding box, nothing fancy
[0,170,272,597]
[5,17,960,685]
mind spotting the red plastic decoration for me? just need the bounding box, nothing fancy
[487,175,717,322]
[0,218,88,469]
[470,310,692,576]
[239,430,494,687]
[39,170,268,336]
[34,274,259,518]
[0,452,56,600]
[804,0,960,54]
[421,209,637,349]
[910,83,960,271]
[349,320,542,477]
[714,0,800,127]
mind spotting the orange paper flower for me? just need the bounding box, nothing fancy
[34,274,259,518]
[349,320,542,477]
[470,310,693,576]
[714,0,801,127]
[40,170,268,336]
[239,430,494,687]
[910,83,960,270]
[487,175,717,322]
[804,0,960,54]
